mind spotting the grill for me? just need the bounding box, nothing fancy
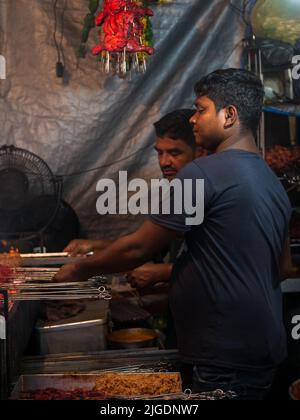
[0,270,111,399]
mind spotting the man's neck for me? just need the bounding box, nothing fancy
[216,132,259,154]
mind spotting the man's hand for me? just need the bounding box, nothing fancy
[53,263,88,283]
[64,240,95,256]
[64,239,112,256]
[127,263,172,289]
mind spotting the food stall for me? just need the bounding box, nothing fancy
[1,0,300,402]
[0,253,186,400]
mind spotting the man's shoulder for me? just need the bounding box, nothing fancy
[193,154,219,168]
[176,155,215,180]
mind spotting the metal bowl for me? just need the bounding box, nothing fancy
[107,328,158,350]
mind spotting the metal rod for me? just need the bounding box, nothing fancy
[10,293,112,301]
[0,277,111,301]
[20,253,69,258]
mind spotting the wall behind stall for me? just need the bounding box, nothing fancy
[0,0,247,239]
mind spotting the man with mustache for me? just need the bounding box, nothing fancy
[64,109,199,288]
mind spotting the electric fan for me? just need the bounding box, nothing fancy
[0,145,62,243]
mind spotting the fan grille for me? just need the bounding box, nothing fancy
[0,146,60,236]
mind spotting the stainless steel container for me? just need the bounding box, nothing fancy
[35,300,109,355]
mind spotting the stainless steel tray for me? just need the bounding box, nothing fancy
[11,374,104,399]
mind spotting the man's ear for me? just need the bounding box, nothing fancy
[224,105,238,129]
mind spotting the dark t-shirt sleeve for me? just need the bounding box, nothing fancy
[149,161,213,233]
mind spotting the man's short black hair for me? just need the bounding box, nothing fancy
[154,109,196,149]
[194,69,264,136]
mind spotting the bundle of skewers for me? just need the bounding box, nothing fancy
[0,266,111,302]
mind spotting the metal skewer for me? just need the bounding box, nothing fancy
[0,270,111,301]
[10,294,112,301]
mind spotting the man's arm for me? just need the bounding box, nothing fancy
[279,237,300,282]
[55,220,181,282]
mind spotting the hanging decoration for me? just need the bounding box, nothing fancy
[79,1,172,75]
[91,0,155,75]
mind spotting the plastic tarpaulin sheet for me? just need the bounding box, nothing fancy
[0,0,247,239]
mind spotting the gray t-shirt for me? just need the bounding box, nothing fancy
[150,150,292,370]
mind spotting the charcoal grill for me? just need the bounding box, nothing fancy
[0,271,112,399]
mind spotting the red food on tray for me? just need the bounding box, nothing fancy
[0,264,13,284]
[20,388,107,400]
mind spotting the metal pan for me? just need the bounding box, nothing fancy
[11,372,182,400]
